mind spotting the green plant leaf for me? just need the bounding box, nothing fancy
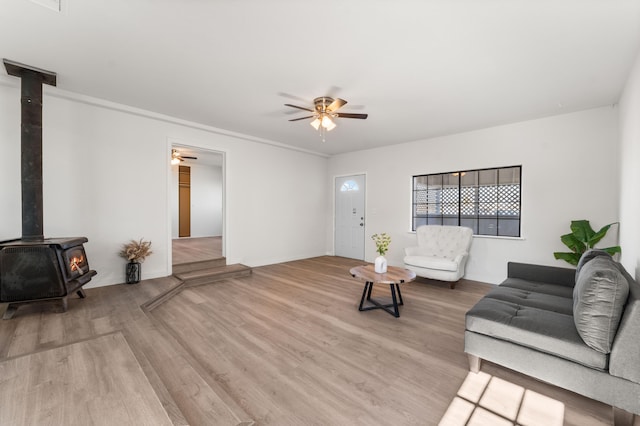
[553,251,581,266]
[560,233,586,254]
[600,246,622,256]
[587,222,617,248]
[555,220,621,266]
[570,220,595,244]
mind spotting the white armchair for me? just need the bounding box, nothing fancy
[403,225,473,288]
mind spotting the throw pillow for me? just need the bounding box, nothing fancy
[575,249,612,283]
[573,257,629,354]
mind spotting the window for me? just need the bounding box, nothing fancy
[340,180,360,192]
[412,166,521,237]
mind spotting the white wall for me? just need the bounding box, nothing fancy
[0,79,328,287]
[0,83,20,237]
[1,75,626,289]
[619,48,640,280]
[170,162,223,239]
[327,107,620,284]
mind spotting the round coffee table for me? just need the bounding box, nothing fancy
[349,265,416,318]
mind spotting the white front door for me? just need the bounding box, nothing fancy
[335,174,365,260]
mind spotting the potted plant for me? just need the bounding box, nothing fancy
[553,220,621,266]
[119,238,153,284]
[371,233,391,273]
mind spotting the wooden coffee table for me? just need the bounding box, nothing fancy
[349,265,416,318]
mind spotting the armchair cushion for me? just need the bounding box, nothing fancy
[403,255,460,272]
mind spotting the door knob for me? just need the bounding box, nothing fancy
[360,223,364,226]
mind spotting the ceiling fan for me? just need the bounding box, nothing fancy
[171,149,197,165]
[285,97,368,141]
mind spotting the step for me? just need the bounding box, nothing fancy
[140,281,185,313]
[126,315,254,425]
[142,265,252,312]
[174,264,252,287]
[172,258,227,275]
[121,326,190,426]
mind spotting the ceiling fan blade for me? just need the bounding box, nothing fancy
[289,115,316,122]
[284,103,314,112]
[335,113,368,119]
[181,156,198,160]
[326,98,347,112]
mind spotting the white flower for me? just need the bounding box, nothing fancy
[371,233,391,256]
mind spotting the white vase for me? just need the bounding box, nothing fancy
[374,255,388,273]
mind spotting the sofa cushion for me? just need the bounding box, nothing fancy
[483,286,573,316]
[403,255,458,272]
[466,297,608,370]
[575,249,612,283]
[500,278,575,299]
[573,257,629,354]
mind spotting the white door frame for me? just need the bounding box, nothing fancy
[333,172,367,258]
[166,138,227,271]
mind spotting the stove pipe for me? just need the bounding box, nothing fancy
[3,59,57,242]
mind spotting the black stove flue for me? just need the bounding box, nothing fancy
[0,59,96,319]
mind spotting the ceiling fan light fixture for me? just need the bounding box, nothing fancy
[321,114,336,131]
[171,157,181,165]
[310,117,321,130]
[285,95,368,140]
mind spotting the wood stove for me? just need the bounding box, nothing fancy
[0,59,96,319]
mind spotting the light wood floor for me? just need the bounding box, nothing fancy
[172,236,222,264]
[0,333,173,426]
[0,256,624,425]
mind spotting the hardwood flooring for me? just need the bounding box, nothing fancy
[172,236,222,265]
[0,256,627,425]
[0,333,173,426]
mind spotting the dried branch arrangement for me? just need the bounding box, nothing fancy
[119,238,153,263]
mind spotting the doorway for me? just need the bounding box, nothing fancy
[334,174,366,260]
[170,145,225,265]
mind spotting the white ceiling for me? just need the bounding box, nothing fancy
[2,1,640,156]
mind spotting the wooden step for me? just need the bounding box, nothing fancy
[174,264,252,287]
[140,281,185,312]
[0,332,179,425]
[121,326,190,426]
[172,258,227,275]
[125,315,255,425]
[143,265,252,313]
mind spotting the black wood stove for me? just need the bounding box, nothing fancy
[0,59,96,319]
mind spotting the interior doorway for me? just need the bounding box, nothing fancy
[334,174,366,260]
[170,144,225,265]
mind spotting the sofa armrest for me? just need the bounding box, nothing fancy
[610,267,640,384]
[453,252,468,265]
[610,299,640,384]
[507,262,576,288]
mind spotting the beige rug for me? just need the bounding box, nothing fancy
[0,332,173,426]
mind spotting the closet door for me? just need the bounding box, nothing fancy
[179,165,191,237]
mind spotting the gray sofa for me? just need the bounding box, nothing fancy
[464,251,640,425]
